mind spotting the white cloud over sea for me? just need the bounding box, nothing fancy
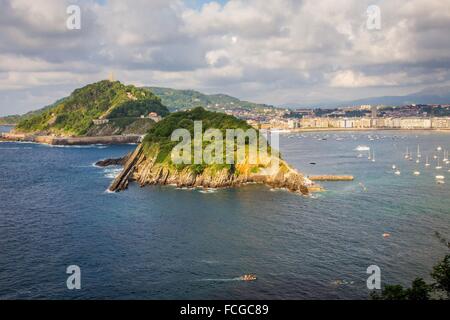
[1,0,450,115]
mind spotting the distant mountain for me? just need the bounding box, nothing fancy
[0,99,63,125]
[339,86,450,107]
[146,87,274,112]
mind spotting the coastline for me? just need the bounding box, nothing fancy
[0,132,142,145]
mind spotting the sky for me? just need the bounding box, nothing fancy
[1,0,450,116]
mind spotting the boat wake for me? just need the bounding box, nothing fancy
[195,277,243,282]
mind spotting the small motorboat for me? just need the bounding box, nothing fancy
[355,145,370,151]
[240,274,257,281]
[383,233,391,238]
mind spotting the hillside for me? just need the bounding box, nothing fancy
[146,87,274,112]
[2,85,274,126]
[109,107,315,195]
[14,81,169,136]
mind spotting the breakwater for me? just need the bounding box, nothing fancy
[0,133,141,145]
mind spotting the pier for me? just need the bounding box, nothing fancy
[308,175,354,181]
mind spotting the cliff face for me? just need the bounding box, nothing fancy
[109,144,316,195]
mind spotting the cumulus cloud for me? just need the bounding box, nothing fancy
[1,0,450,115]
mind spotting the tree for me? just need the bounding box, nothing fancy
[371,285,408,300]
[430,254,450,298]
[405,278,431,300]
[371,278,431,300]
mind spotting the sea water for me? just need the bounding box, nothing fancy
[0,130,449,299]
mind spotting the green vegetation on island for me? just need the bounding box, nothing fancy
[142,107,254,170]
[14,80,169,136]
[110,107,312,194]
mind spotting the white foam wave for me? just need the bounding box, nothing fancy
[103,167,123,179]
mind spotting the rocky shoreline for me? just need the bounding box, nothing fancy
[107,144,322,195]
[95,154,130,167]
[0,132,142,145]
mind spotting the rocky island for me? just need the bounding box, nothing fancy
[1,80,169,145]
[109,107,321,195]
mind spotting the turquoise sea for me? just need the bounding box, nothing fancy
[0,126,449,299]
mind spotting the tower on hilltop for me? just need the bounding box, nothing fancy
[108,71,115,82]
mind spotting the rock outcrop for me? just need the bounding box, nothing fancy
[95,153,131,167]
[109,144,319,195]
[108,108,322,195]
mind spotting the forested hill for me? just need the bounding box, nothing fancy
[1,84,274,127]
[146,87,274,112]
[14,81,169,136]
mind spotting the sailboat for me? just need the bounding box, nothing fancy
[436,157,442,170]
[415,145,420,163]
[425,156,431,167]
[404,147,410,159]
